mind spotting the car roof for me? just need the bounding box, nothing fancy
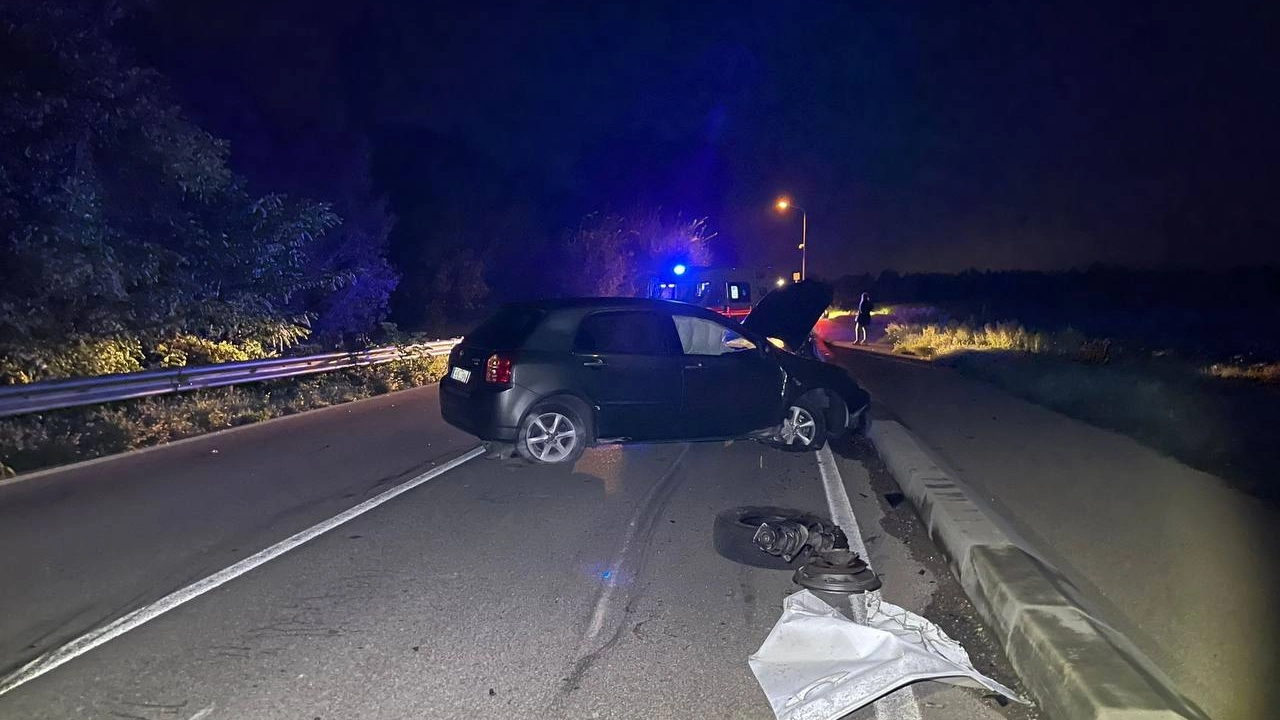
[491,297,755,352]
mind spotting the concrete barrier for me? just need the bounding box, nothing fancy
[867,419,1201,720]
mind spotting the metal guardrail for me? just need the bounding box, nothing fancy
[0,339,462,419]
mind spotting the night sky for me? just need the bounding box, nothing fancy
[131,0,1280,276]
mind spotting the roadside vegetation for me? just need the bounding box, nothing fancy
[0,355,447,478]
[825,301,1280,501]
[0,5,402,377]
[882,318,1114,365]
[881,316,1276,385]
[1203,361,1280,385]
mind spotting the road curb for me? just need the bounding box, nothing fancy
[866,419,1197,720]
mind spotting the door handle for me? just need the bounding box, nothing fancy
[684,361,705,370]
[582,357,607,368]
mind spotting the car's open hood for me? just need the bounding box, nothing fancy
[741,280,833,351]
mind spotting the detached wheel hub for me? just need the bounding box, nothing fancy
[793,549,882,594]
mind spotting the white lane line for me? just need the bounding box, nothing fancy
[816,445,923,720]
[816,446,867,557]
[0,445,486,698]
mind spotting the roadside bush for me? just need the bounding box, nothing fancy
[375,355,449,392]
[154,335,274,367]
[0,338,145,384]
[2,323,312,383]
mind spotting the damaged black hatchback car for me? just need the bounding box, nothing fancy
[440,280,870,464]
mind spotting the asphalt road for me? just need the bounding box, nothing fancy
[827,344,1280,720]
[0,388,477,676]
[0,385,1029,720]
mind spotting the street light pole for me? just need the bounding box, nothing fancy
[775,198,807,281]
[800,208,807,281]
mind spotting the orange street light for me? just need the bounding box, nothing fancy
[774,197,807,281]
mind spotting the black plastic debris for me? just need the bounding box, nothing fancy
[982,693,1010,707]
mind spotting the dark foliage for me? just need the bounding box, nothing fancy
[0,1,400,367]
[556,209,715,297]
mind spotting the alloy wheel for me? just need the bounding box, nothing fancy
[525,412,579,462]
[781,405,818,446]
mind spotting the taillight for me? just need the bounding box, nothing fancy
[485,353,514,385]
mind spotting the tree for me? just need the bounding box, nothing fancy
[0,1,348,362]
[559,209,716,296]
[298,143,399,343]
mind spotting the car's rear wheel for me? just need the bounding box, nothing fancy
[516,400,589,464]
[780,398,826,450]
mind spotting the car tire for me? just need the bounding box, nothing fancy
[713,506,828,570]
[780,397,827,451]
[516,399,590,465]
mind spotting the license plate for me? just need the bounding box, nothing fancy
[450,366,472,383]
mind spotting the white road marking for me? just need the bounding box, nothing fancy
[816,446,866,557]
[0,445,486,698]
[816,445,923,720]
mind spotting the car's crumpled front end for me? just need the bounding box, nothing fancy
[773,349,870,428]
[739,280,872,432]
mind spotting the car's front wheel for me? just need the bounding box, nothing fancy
[516,400,589,464]
[778,398,827,450]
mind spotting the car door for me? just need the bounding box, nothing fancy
[673,314,785,438]
[571,309,685,441]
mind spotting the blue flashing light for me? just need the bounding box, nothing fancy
[673,264,687,276]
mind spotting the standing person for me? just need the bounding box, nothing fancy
[854,292,874,344]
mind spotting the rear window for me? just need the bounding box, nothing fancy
[726,282,751,303]
[465,306,547,348]
[573,311,679,355]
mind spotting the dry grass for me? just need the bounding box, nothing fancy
[886,318,1280,390]
[0,355,447,477]
[1204,362,1280,385]
[882,320,1098,361]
